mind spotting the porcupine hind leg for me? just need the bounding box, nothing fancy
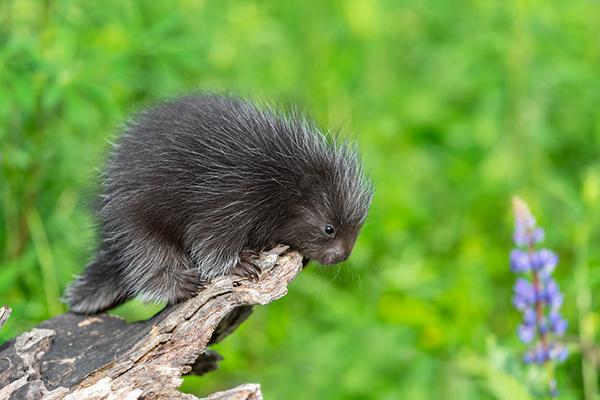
[118,234,207,305]
[135,259,207,305]
[232,249,262,282]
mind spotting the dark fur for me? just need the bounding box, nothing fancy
[64,94,373,314]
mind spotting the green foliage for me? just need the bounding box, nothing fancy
[1,0,599,398]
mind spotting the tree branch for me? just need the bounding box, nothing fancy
[0,306,11,330]
[0,246,303,399]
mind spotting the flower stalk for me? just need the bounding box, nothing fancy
[511,197,568,397]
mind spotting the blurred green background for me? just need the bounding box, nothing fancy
[2,0,600,398]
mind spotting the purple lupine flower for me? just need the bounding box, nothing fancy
[523,307,536,326]
[518,323,536,343]
[549,313,568,336]
[530,249,557,272]
[510,249,530,273]
[512,278,535,310]
[511,197,568,397]
[513,198,544,246]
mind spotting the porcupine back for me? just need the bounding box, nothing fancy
[63,94,372,314]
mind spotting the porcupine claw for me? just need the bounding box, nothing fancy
[233,250,262,282]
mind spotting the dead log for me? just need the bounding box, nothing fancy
[0,246,302,400]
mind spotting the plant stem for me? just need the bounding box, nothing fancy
[529,238,553,397]
[574,221,598,400]
[26,208,63,316]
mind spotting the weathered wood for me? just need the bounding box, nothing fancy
[0,307,10,331]
[199,384,262,400]
[0,246,302,399]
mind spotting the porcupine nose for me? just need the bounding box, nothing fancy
[324,242,350,265]
[332,251,349,264]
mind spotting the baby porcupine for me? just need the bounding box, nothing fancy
[64,94,373,314]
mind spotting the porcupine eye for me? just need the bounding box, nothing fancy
[323,224,335,236]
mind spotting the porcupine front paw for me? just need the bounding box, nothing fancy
[232,249,262,282]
